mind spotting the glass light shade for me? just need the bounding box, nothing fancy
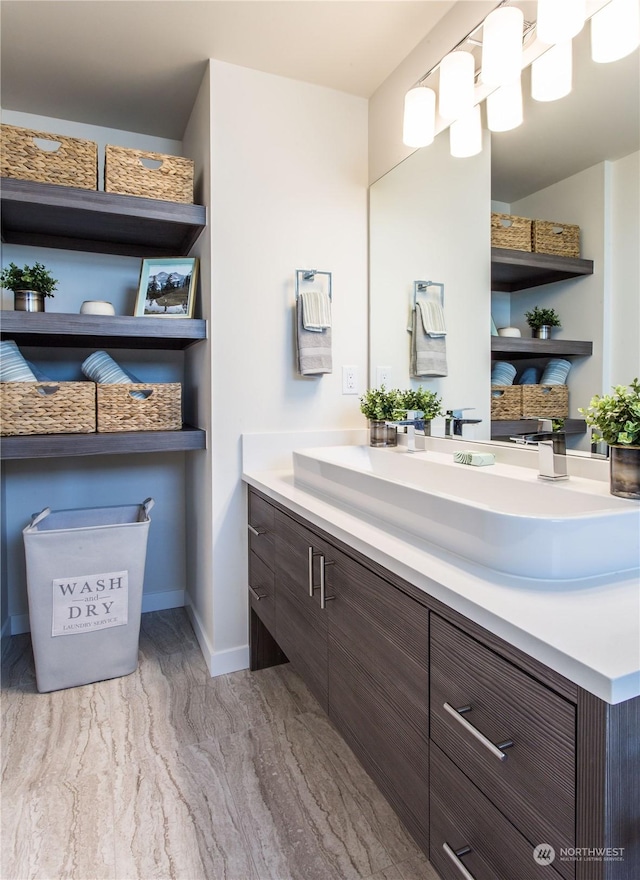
[450,104,482,158]
[487,80,523,132]
[531,42,573,102]
[439,50,475,120]
[403,86,436,148]
[481,7,524,87]
[591,0,640,63]
[537,0,586,44]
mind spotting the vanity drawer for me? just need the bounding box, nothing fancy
[248,489,275,570]
[430,742,564,880]
[248,550,276,633]
[430,615,575,880]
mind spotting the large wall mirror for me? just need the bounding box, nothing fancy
[369,14,639,448]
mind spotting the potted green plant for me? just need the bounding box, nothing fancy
[401,387,443,435]
[580,378,640,499]
[0,261,58,312]
[525,306,561,339]
[360,386,406,447]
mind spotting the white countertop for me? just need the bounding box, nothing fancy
[242,431,640,705]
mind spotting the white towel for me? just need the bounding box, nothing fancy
[417,299,446,336]
[299,290,332,331]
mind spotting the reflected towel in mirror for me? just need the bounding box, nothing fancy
[410,307,447,377]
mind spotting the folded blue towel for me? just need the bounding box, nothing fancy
[491,361,516,385]
[541,358,571,385]
[82,351,147,398]
[518,366,540,385]
[0,340,38,382]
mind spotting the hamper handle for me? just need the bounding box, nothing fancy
[129,389,153,400]
[32,137,62,153]
[552,226,566,234]
[29,507,51,529]
[139,157,163,171]
[36,384,60,396]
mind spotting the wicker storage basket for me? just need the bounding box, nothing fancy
[521,384,569,419]
[491,213,532,251]
[105,146,194,203]
[491,386,522,420]
[0,382,96,436]
[97,383,182,432]
[532,220,580,258]
[0,125,97,190]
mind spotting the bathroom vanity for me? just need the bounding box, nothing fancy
[244,437,639,880]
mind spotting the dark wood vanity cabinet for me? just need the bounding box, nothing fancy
[247,487,639,880]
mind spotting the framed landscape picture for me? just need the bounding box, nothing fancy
[135,257,199,318]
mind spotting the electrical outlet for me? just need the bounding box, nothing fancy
[376,366,393,388]
[342,365,359,395]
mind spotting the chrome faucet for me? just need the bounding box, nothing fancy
[511,419,569,481]
[445,409,482,437]
[385,418,426,453]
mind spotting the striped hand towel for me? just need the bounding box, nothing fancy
[299,290,332,332]
[81,351,147,399]
[417,298,446,336]
[0,340,38,382]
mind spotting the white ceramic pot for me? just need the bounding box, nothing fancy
[80,300,116,316]
[497,327,521,337]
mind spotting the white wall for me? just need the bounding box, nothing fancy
[369,129,492,437]
[610,151,640,386]
[1,110,190,632]
[184,60,368,674]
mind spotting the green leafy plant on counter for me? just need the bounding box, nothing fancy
[525,306,561,329]
[401,387,443,420]
[359,386,406,422]
[580,379,640,447]
[0,262,58,297]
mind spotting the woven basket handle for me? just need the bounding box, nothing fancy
[32,137,62,153]
[551,226,566,235]
[499,218,513,228]
[129,388,154,400]
[36,384,60,396]
[139,157,163,171]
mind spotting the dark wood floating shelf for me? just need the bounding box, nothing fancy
[491,247,594,292]
[0,177,207,257]
[491,418,587,438]
[491,336,593,359]
[1,425,206,460]
[0,311,207,350]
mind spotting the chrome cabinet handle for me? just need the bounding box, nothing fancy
[308,546,322,596]
[249,585,267,601]
[443,703,514,762]
[248,524,266,537]
[443,843,475,880]
[320,557,335,609]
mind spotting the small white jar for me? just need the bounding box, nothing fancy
[497,326,521,337]
[80,300,116,316]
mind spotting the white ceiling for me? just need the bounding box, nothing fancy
[1,1,638,201]
[0,1,455,138]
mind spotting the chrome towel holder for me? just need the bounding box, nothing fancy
[295,269,333,301]
[413,280,444,306]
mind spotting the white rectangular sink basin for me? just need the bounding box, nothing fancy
[292,445,640,580]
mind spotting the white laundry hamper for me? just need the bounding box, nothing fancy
[22,498,154,693]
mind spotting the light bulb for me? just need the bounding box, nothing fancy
[402,86,436,148]
[487,79,523,132]
[591,0,640,63]
[439,50,475,120]
[537,0,586,44]
[481,6,524,87]
[532,42,573,102]
[450,104,482,158]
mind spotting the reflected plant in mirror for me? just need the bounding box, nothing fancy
[402,387,443,421]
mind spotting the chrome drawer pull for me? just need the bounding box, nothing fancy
[320,557,335,609]
[443,843,475,880]
[308,546,322,596]
[443,702,513,762]
[249,585,267,601]
[248,524,266,537]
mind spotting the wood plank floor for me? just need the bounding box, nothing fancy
[1,608,441,880]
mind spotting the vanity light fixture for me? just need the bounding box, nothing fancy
[438,50,476,120]
[402,85,436,148]
[450,105,483,158]
[591,0,640,63]
[481,6,525,87]
[531,41,573,101]
[486,77,524,131]
[536,0,586,45]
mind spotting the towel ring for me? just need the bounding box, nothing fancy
[295,269,333,301]
[413,280,444,306]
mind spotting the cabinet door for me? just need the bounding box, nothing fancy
[326,548,430,853]
[274,510,330,711]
